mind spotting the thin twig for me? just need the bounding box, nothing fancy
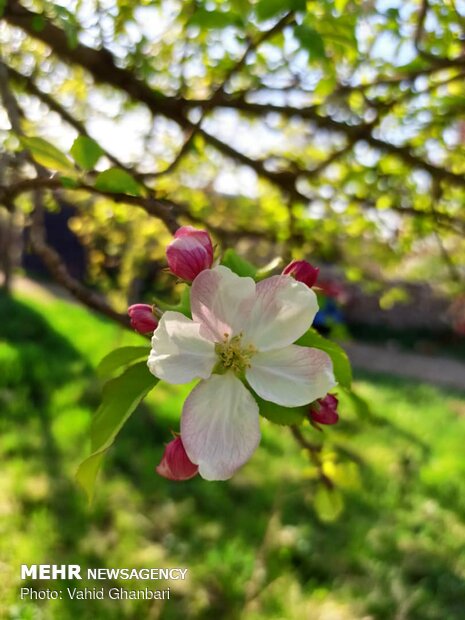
[290,425,333,489]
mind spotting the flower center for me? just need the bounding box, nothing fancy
[215,332,256,375]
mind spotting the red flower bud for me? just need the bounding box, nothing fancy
[166,226,214,282]
[309,394,339,425]
[282,260,319,288]
[156,436,199,481]
[128,304,158,334]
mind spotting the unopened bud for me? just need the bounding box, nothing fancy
[282,260,319,288]
[309,394,339,425]
[156,436,199,481]
[166,226,214,282]
[128,304,158,334]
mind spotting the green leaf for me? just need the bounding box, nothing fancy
[176,285,192,318]
[97,346,149,380]
[317,15,358,53]
[59,176,80,189]
[330,462,361,490]
[220,249,257,278]
[294,25,326,59]
[76,362,156,502]
[152,284,191,319]
[254,392,307,425]
[75,452,106,504]
[54,5,80,50]
[255,0,305,21]
[314,485,344,522]
[335,0,350,12]
[70,136,104,170]
[188,8,242,29]
[31,14,46,32]
[94,168,143,196]
[20,136,74,173]
[295,328,352,388]
[345,387,373,421]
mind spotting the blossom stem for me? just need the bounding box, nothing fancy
[290,426,334,489]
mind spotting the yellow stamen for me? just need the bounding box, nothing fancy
[215,332,256,375]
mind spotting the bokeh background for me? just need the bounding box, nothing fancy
[1,0,465,618]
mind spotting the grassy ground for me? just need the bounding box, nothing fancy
[1,290,465,620]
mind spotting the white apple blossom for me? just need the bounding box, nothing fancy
[148,266,336,481]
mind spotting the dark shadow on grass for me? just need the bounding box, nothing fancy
[0,293,130,619]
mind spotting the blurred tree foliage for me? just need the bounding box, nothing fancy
[0,0,464,320]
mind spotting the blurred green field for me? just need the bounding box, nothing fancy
[1,290,465,620]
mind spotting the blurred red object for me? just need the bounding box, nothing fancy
[317,280,348,303]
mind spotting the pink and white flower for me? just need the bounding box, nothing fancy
[148,266,336,481]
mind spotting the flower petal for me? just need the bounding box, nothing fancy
[243,275,319,351]
[191,265,256,342]
[181,372,261,480]
[148,311,216,384]
[246,345,336,407]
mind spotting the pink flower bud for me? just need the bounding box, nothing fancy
[156,436,199,481]
[128,304,158,334]
[282,260,319,288]
[166,226,214,282]
[309,394,339,425]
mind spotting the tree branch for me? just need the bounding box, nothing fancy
[6,0,465,200]
[192,97,465,191]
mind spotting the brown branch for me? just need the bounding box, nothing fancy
[414,0,446,66]
[197,127,308,200]
[147,12,296,180]
[3,0,465,267]
[337,57,465,94]
[0,61,24,133]
[192,97,465,191]
[3,0,186,122]
[212,11,296,99]
[414,0,430,53]
[6,0,465,201]
[290,425,333,489]
[0,175,180,231]
[0,174,278,246]
[430,182,462,283]
[1,1,301,198]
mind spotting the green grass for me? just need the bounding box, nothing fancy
[1,290,465,619]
